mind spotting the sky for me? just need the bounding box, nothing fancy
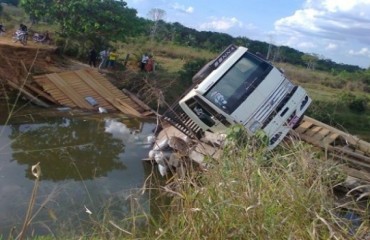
[124,0,370,68]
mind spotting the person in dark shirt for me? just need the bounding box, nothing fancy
[0,24,5,35]
[19,24,27,32]
[88,48,98,68]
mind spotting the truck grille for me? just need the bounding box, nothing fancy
[258,85,298,128]
[162,104,204,139]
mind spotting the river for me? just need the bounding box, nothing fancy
[0,104,158,237]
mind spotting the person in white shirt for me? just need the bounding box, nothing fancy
[99,48,109,69]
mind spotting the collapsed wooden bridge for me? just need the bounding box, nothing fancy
[292,116,370,195]
[0,40,153,117]
[33,68,153,117]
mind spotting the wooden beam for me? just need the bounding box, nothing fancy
[6,80,50,108]
[121,88,153,113]
[25,83,58,104]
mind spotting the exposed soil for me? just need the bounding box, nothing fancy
[0,35,84,76]
[0,34,93,102]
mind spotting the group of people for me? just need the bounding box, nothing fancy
[88,48,118,69]
[140,53,155,72]
[0,23,27,37]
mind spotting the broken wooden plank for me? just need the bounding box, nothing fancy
[46,73,94,109]
[75,70,142,116]
[295,120,313,134]
[6,80,50,108]
[24,83,58,104]
[121,88,153,113]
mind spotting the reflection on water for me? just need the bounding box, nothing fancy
[0,114,157,237]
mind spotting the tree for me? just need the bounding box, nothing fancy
[1,0,19,6]
[147,8,166,40]
[302,54,318,70]
[19,0,53,22]
[20,0,140,45]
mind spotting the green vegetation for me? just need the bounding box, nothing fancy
[149,127,369,239]
[276,63,370,140]
[1,2,370,239]
[2,0,363,72]
[7,127,369,239]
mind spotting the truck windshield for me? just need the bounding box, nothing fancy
[204,52,272,114]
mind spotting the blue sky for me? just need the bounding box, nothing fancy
[125,0,370,68]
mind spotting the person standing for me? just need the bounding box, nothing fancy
[98,48,109,69]
[145,55,154,72]
[0,23,5,36]
[108,50,118,69]
[88,48,98,67]
[140,53,149,71]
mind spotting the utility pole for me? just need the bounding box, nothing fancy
[266,34,274,61]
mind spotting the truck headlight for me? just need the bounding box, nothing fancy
[249,121,262,133]
[285,80,294,92]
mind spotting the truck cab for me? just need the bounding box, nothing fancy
[178,45,311,149]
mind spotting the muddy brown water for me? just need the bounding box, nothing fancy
[0,104,159,237]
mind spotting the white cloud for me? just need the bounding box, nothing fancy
[349,48,370,57]
[326,43,338,50]
[172,3,194,14]
[275,0,370,43]
[199,17,243,31]
[298,41,316,49]
[273,0,370,66]
[278,35,316,50]
[306,0,370,12]
[186,7,194,13]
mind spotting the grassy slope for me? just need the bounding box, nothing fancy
[277,63,370,140]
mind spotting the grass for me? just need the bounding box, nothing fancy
[275,62,370,140]
[0,4,27,26]
[143,128,370,239]
[115,38,216,73]
[1,5,370,239]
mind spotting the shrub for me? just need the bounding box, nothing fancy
[178,58,208,87]
[339,92,368,113]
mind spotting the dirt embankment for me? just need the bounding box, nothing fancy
[0,37,66,79]
[0,36,90,100]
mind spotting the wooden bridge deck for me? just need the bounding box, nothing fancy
[33,68,153,117]
[291,116,370,195]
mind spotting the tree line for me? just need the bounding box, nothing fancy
[1,0,364,73]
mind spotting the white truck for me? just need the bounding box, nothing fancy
[163,44,311,149]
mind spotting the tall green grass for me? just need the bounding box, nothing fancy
[150,127,369,239]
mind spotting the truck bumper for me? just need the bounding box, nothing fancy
[263,86,312,149]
